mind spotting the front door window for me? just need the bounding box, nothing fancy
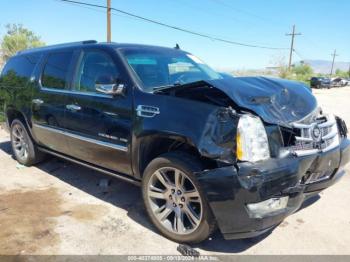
[74,51,119,94]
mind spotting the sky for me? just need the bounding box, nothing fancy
[0,0,349,70]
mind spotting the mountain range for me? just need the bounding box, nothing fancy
[302,60,350,74]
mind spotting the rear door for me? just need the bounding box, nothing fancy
[31,50,76,154]
[63,48,133,175]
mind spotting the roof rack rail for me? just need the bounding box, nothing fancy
[17,40,98,55]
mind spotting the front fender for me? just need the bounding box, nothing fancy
[132,91,239,177]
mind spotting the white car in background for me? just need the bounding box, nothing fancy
[331,77,348,87]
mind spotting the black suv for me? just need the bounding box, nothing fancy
[310,76,331,89]
[1,41,349,243]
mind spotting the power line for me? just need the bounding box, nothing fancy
[293,49,306,61]
[177,0,281,41]
[54,0,147,22]
[211,0,345,62]
[58,0,288,50]
[210,0,288,29]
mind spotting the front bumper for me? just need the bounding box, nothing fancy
[197,138,350,240]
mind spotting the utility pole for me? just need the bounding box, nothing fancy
[330,49,338,77]
[107,0,111,42]
[286,25,301,70]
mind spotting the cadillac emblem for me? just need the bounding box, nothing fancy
[312,125,321,141]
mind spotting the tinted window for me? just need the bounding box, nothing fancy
[0,54,40,117]
[42,51,73,89]
[74,50,119,93]
[0,55,40,87]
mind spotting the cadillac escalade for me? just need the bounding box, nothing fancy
[1,40,349,243]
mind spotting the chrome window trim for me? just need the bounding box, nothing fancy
[40,87,113,99]
[33,123,128,152]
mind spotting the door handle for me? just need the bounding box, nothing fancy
[66,104,81,111]
[32,99,44,105]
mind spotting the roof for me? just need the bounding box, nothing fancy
[16,40,184,56]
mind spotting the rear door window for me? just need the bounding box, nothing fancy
[41,51,74,89]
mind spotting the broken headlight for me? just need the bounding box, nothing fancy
[236,115,270,162]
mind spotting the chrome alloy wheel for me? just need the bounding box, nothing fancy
[11,123,29,161]
[147,167,203,235]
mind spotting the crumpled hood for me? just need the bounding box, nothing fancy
[206,77,317,126]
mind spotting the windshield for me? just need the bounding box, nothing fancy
[120,48,222,92]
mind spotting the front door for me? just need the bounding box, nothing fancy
[63,49,133,175]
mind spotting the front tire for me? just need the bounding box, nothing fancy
[10,119,45,166]
[142,152,215,243]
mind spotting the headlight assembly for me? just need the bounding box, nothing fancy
[236,115,270,162]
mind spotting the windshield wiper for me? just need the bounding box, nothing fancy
[153,80,208,93]
[153,82,182,91]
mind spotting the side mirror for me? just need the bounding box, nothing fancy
[95,83,125,96]
[95,75,126,96]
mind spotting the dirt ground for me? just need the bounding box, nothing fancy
[0,87,350,255]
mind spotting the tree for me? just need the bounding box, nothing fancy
[1,24,45,61]
[293,64,313,76]
[335,69,348,78]
[291,64,314,83]
[270,55,292,79]
[270,55,314,85]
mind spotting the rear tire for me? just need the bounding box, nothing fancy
[10,119,45,166]
[142,152,216,243]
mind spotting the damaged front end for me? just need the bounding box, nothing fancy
[195,107,350,239]
[145,76,350,240]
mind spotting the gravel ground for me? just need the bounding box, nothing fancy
[0,87,349,255]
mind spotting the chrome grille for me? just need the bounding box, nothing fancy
[289,114,339,156]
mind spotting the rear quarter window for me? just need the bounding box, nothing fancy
[0,54,40,116]
[41,51,73,89]
[0,55,40,88]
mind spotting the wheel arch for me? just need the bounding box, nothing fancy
[134,134,218,179]
[6,107,34,138]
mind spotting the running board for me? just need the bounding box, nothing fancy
[38,147,141,186]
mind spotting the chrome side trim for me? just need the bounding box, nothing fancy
[33,124,128,152]
[38,147,140,186]
[40,87,113,99]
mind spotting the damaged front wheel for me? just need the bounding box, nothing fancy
[142,152,216,243]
